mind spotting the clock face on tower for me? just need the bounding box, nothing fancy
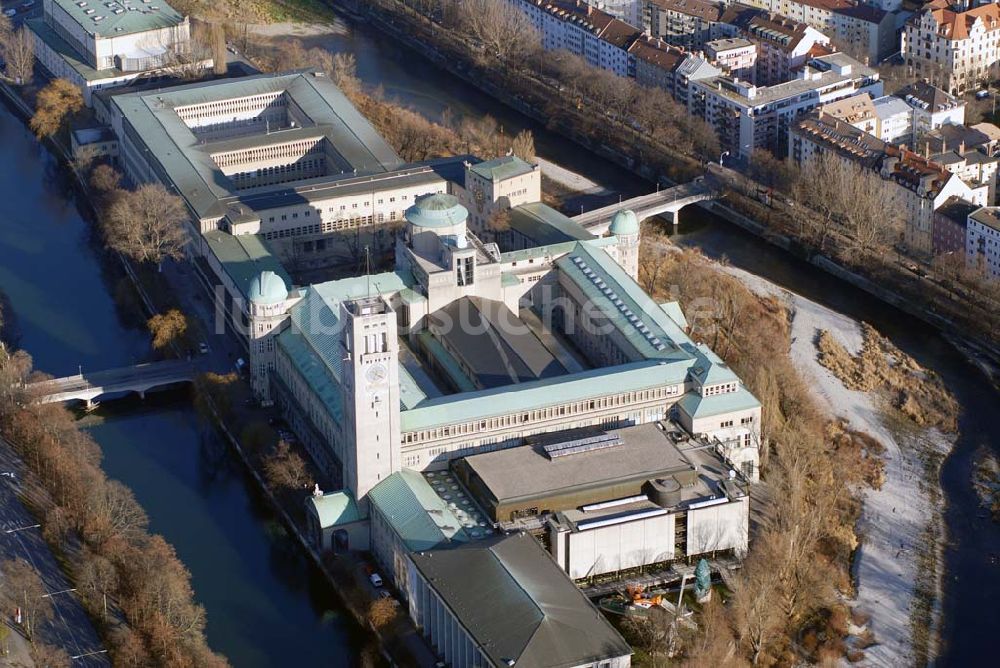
[366,362,388,386]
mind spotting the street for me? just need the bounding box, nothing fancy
[0,441,108,666]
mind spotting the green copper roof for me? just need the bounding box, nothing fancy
[52,0,185,38]
[248,270,288,304]
[469,155,535,181]
[508,202,594,246]
[276,328,343,424]
[660,301,689,330]
[400,359,692,432]
[203,231,290,302]
[556,243,695,362]
[404,193,468,228]
[609,209,640,236]
[367,469,470,552]
[308,491,364,528]
[676,386,760,419]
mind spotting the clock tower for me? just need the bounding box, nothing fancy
[339,296,402,503]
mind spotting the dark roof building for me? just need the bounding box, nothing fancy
[406,532,632,668]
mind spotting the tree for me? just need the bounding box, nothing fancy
[0,558,53,640]
[211,22,227,76]
[0,12,11,45]
[510,129,536,162]
[0,342,32,416]
[450,0,539,68]
[749,150,797,194]
[263,441,310,491]
[104,183,189,270]
[30,79,83,138]
[147,309,189,352]
[367,597,398,630]
[2,27,34,84]
[30,643,71,668]
[90,164,122,194]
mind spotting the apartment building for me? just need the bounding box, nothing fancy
[933,196,975,256]
[641,0,733,50]
[705,37,758,82]
[897,81,966,140]
[966,206,1000,280]
[628,34,688,90]
[902,0,1000,95]
[832,5,897,65]
[819,93,878,135]
[693,52,881,160]
[872,95,914,144]
[515,0,640,77]
[744,13,832,85]
[587,0,642,25]
[740,0,850,34]
[789,112,988,254]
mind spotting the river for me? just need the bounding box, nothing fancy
[1,9,997,664]
[0,102,366,665]
[318,13,1000,664]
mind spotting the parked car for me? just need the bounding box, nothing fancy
[198,342,209,354]
[2,9,16,17]
[369,573,383,588]
[976,89,991,100]
[378,590,393,600]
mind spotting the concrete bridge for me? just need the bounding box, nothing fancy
[573,178,715,234]
[29,359,202,407]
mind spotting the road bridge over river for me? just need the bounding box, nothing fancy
[29,359,204,407]
[572,178,715,234]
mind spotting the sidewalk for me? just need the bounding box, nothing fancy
[0,621,34,668]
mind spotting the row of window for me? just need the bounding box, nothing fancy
[176,92,285,122]
[401,386,681,445]
[214,137,323,168]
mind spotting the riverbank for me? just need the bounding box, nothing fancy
[720,264,951,665]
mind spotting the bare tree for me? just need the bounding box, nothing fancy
[147,309,189,352]
[450,0,539,68]
[2,26,34,84]
[0,558,53,640]
[211,22,227,76]
[104,183,189,270]
[510,129,536,162]
[30,78,83,138]
[263,441,310,491]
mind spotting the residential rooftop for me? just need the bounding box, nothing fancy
[897,80,963,112]
[970,206,1000,232]
[698,53,876,107]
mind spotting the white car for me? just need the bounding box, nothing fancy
[369,573,383,588]
[3,9,16,17]
[198,342,209,355]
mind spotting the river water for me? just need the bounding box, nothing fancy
[0,104,365,665]
[319,14,1000,664]
[1,10,996,665]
